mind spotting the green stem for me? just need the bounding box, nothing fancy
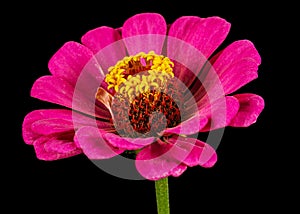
[155,177,170,214]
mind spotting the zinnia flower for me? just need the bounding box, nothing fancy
[23,13,264,180]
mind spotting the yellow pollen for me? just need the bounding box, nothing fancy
[105,51,174,93]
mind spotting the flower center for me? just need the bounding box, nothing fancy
[103,51,181,137]
[105,51,174,93]
[128,90,181,134]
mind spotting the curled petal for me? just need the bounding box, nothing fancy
[74,126,124,159]
[33,134,81,161]
[22,109,112,145]
[168,164,188,177]
[136,142,187,180]
[104,133,155,150]
[229,93,265,127]
[200,96,240,131]
[136,135,216,180]
[168,137,217,168]
[23,109,74,145]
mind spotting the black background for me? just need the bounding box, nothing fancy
[7,0,291,213]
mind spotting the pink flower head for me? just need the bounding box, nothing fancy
[23,13,264,180]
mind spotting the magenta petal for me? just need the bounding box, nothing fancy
[81,26,127,73]
[229,93,265,127]
[31,75,73,106]
[81,26,123,54]
[34,134,81,161]
[22,109,113,145]
[48,41,107,101]
[48,41,94,86]
[23,109,73,145]
[168,164,188,177]
[135,136,215,180]
[168,137,217,167]
[200,96,240,132]
[31,115,113,135]
[210,40,261,95]
[31,75,111,119]
[211,40,261,65]
[167,16,230,90]
[75,127,124,159]
[135,143,187,180]
[164,115,208,135]
[23,111,44,145]
[168,16,230,59]
[104,133,155,150]
[31,118,73,135]
[122,13,167,55]
[166,43,207,90]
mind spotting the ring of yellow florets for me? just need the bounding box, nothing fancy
[105,51,174,95]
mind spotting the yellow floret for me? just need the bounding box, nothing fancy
[104,51,174,93]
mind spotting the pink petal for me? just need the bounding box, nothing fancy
[48,40,111,101]
[74,126,124,159]
[135,142,188,180]
[209,40,261,95]
[32,115,113,136]
[168,16,230,59]
[163,115,208,135]
[166,40,207,90]
[81,26,127,72]
[168,164,188,178]
[135,136,216,180]
[31,75,73,106]
[122,13,167,55]
[184,61,227,107]
[168,137,217,168]
[167,16,230,92]
[200,96,240,132]
[48,41,94,86]
[23,113,42,145]
[229,93,265,127]
[31,75,111,119]
[23,109,73,145]
[81,26,123,54]
[22,109,113,145]
[33,134,82,161]
[104,133,155,150]
[31,118,74,135]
